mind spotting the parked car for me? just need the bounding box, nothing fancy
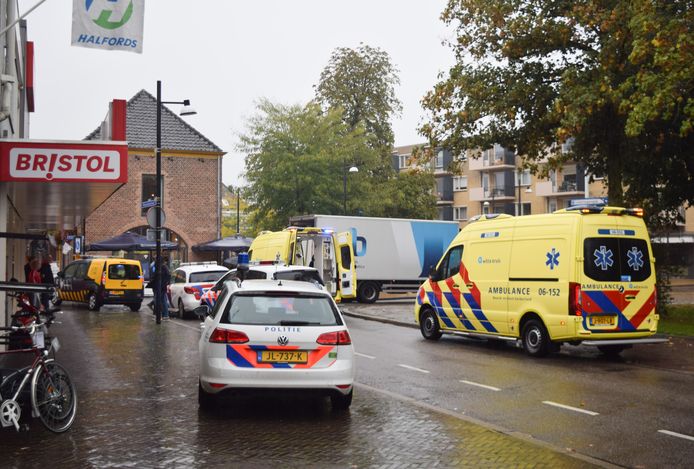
[199,263,324,311]
[169,263,228,318]
[198,279,354,410]
[54,257,143,311]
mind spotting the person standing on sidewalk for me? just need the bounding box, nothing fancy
[39,255,55,312]
[155,257,171,320]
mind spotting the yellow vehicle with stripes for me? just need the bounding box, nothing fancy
[415,205,665,357]
[54,257,144,311]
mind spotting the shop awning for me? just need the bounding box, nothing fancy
[88,231,178,251]
[0,139,128,232]
[192,233,253,252]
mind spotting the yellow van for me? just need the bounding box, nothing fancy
[415,206,664,357]
[248,227,357,302]
[55,257,144,311]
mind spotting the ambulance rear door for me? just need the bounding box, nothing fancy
[335,231,356,299]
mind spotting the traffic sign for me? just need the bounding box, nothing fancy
[142,198,159,209]
[146,207,166,228]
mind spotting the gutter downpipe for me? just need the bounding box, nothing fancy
[0,0,17,124]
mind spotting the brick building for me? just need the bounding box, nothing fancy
[85,90,225,264]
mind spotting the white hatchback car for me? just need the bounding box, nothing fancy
[198,279,355,410]
[169,263,228,318]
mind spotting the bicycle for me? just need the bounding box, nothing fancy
[0,314,77,432]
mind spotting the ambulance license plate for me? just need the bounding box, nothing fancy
[110,290,124,295]
[590,316,615,326]
[260,350,308,363]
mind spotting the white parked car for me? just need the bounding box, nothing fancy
[199,263,324,311]
[169,263,228,319]
[198,279,355,410]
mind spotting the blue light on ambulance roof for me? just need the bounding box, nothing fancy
[598,229,635,236]
[322,228,334,234]
[480,232,500,238]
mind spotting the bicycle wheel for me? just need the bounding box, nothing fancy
[31,361,77,433]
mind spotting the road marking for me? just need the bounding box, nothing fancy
[460,380,501,392]
[398,364,430,374]
[658,429,694,442]
[542,401,599,416]
[355,352,375,359]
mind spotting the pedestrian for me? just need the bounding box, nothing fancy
[24,255,34,283]
[39,255,55,312]
[27,257,43,310]
[146,259,155,312]
[154,257,171,320]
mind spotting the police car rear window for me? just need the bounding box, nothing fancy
[189,271,227,283]
[583,238,651,282]
[222,293,341,326]
[108,264,141,280]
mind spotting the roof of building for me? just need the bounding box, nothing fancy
[393,143,427,156]
[86,89,223,154]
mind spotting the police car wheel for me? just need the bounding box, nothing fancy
[198,381,217,410]
[331,389,353,411]
[420,309,442,340]
[178,299,186,319]
[522,319,549,357]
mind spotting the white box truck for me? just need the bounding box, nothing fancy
[289,215,459,303]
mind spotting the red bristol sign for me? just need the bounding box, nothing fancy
[0,140,128,183]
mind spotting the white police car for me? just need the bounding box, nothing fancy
[199,263,324,310]
[198,278,354,410]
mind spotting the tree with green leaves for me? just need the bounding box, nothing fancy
[315,44,402,155]
[421,0,693,226]
[240,99,437,233]
[240,100,378,232]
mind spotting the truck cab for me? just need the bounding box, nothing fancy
[248,227,356,302]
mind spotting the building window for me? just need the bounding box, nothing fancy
[454,206,468,221]
[141,174,163,216]
[515,169,531,186]
[399,154,409,169]
[435,150,444,169]
[453,176,468,191]
[521,202,531,216]
[548,199,557,213]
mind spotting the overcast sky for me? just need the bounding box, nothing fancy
[19,0,455,186]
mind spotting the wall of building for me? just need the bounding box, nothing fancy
[85,151,220,262]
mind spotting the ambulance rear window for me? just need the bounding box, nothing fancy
[583,238,651,282]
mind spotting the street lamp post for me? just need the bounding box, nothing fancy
[342,165,358,215]
[154,80,196,324]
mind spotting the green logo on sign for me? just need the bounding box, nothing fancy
[86,0,134,30]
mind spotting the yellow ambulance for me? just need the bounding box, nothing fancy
[415,206,665,357]
[248,227,357,302]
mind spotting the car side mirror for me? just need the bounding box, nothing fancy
[57,271,65,278]
[428,266,439,281]
[193,304,211,320]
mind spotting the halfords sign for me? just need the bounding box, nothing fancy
[0,140,128,183]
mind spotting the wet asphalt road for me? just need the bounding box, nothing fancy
[0,304,597,469]
[1,301,692,468]
[347,313,694,468]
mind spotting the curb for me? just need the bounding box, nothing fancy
[341,309,418,329]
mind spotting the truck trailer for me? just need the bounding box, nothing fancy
[289,215,459,303]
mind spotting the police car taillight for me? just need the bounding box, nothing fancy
[209,328,249,344]
[316,330,351,345]
[569,282,582,316]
